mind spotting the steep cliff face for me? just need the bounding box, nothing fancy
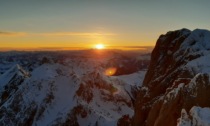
[133,29,210,126]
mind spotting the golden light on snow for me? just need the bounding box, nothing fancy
[104,67,117,76]
[95,44,105,49]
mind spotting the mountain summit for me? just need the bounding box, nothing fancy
[133,29,210,126]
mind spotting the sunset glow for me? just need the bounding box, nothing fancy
[95,44,105,49]
[0,1,210,51]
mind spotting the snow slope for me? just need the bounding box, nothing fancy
[0,51,148,126]
[178,106,210,126]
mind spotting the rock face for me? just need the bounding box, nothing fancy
[133,29,210,126]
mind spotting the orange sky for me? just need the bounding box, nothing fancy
[0,31,156,51]
[1,1,210,51]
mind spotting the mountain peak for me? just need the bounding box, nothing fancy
[0,64,29,91]
[15,64,29,77]
[133,28,210,126]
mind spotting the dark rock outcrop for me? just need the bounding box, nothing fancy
[133,29,210,126]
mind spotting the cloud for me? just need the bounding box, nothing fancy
[0,31,26,36]
[37,32,116,36]
[0,46,89,51]
[37,47,85,50]
[0,30,116,37]
[107,46,154,50]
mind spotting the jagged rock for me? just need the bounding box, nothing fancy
[178,106,210,126]
[133,29,210,126]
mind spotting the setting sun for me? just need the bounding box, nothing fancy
[95,44,105,49]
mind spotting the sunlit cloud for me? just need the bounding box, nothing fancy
[0,46,88,51]
[106,46,154,50]
[0,30,116,37]
[37,47,87,50]
[0,31,26,36]
[37,32,116,36]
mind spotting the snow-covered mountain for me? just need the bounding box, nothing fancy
[5,28,210,126]
[0,50,149,126]
[133,29,210,126]
[178,106,210,126]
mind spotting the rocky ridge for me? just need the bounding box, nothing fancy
[133,29,210,126]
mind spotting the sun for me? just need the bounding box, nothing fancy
[95,44,105,49]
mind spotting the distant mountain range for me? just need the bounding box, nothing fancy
[0,50,149,126]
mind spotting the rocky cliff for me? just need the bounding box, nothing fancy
[133,29,210,126]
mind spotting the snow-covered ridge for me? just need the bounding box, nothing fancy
[175,29,210,62]
[0,51,149,126]
[178,106,210,126]
[0,64,29,88]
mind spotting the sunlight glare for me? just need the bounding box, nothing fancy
[104,67,117,76]
[95,44,105,49]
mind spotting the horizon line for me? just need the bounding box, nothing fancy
[0,46,154,52]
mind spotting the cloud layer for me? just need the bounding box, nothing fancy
[0,31,26,36]
[38,32,116,36]
[0,30,116,37]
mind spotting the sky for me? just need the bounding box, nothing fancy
[0,0,210,51]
